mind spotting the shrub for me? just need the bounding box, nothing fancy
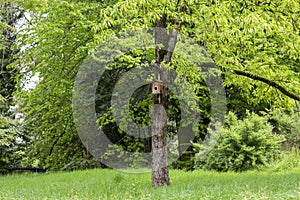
[193,112,285,172]
[264,107,300,148]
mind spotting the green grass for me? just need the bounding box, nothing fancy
[1,168,300,200]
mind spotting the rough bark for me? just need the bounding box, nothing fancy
[151,102,170,186]
[152,28,178,187]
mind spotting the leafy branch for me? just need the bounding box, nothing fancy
[232,69,300,101]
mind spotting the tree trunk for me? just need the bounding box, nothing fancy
[151,101,170,186]
[151,22,178,186]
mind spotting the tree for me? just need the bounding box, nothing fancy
[13,0,104,170]
[90,0,300,186]
[0,0,27,173]
[0,0,23,112]
[13,0,299,185]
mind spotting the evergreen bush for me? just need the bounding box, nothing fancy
[193,112,285,172]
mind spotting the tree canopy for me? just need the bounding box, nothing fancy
[2,0,299,172]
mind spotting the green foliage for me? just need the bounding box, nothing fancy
[102,144,149,169]
[0,1,27,174]
[10,0,300,171]
[267,147,300,172]
[0,1,23,112]
[0,115,27,174]
[226,84,272,118]
[61,157,100,171]
[13,0,105,171]
[264,107,300,148]
[193,112,285,172]
[190,0,300,107]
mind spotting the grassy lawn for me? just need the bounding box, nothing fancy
[1,168,300,200]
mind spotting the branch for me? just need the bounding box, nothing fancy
[233,69,300,101]
[48,113,73,156]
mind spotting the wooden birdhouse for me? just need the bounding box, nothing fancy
[152,81,163,94]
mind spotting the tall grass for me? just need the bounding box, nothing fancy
[1,167,300,200]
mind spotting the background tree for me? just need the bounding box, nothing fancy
[0,0,23,112]
[0,0,26,173]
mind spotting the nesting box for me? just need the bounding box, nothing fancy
[152,81,163,94]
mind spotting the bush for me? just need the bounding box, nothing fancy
[193,112,285,172]
[264,107,300,148]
